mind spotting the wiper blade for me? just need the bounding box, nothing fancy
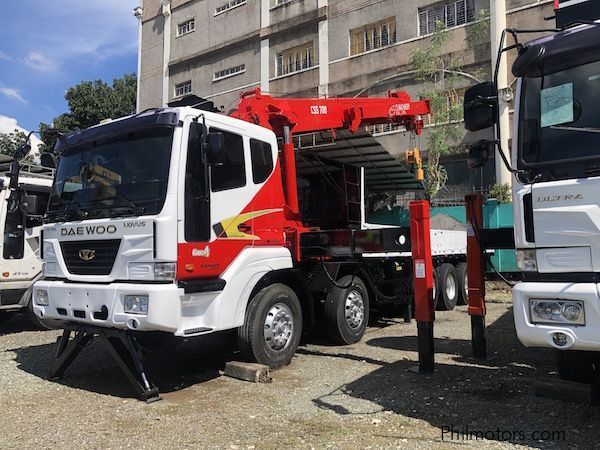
[94,194,146,215]
[550,125,600,134]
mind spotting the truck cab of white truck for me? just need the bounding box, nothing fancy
[0,156,54,327]
[464,1,600,383]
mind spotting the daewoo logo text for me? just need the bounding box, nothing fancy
[536,194,583,203]
[61,225,117,236]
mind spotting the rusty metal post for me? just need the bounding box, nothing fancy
[465,193,487,359]
[409,200,435,373]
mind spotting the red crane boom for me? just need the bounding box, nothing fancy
[229,87,430,220]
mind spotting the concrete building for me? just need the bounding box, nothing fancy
[135,0,555,201]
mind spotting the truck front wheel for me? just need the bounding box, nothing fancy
[325,275,369,345]
[556,350,600,385]
[238,283,302,369]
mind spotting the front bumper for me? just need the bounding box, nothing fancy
[513,282,600,351]
[32,280,221,336]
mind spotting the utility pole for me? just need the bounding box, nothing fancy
[490,0,512,187]
[134,3,144,113]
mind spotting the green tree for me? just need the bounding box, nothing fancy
[0,130,28,157]
[410,12,489,198]
[39,73,137,151]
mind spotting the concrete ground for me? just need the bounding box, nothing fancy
[0,286,598,449]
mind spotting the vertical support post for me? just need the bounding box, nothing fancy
[409,200,435,373]
[465,193,487,359]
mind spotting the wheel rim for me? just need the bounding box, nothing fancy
[264,302,294,351]
[345,289,365,329]
[446,273,457,300]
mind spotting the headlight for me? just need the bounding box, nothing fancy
[516,249,537,272]
[43,242,56,261]
[154,262,176,281]
[124,295,149,315]
[530,299,585,325]
[43,262,57,277]
[35,290,49,306]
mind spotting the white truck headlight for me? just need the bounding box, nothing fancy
[35,290,49,306]
[516,249,537,272]
[43,242,56,261]
[124,295,149,315]
[154,262,176,281]
[530,300,585,325]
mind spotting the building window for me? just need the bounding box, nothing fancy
[175,81,192,97]
[422,88,466,126]
[272,0,292,7]
[276,43,314,77]
[418,0,475,36]
[214,64,246,81]
[177,18,195,36]
[350,18,397,56]
[215,0,246,15]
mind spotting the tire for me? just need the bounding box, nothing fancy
[556,350,600,385]
[436,263,458,311]
[456,262,468,305]
[28,296,62,330]
[325,275,369,345]
[432,268,439,310]
[238,283,302,369]
[0,311,11,325]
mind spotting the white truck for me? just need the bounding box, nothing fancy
[31,91,467,400]
[464,0,600,383]
[0,154,55,328]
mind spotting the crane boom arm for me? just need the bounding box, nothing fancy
[229,88,430,220]
[230,88,430,135]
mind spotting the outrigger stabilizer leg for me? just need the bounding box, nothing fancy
[48,324,161,403]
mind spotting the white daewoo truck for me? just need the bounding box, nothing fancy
[0,154,55,328]
[31,90,468,400]
[464,0,600,384]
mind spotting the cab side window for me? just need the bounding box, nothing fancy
[250,139,273,184]
[210,129,246,192]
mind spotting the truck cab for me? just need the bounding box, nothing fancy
[0,157,54,326]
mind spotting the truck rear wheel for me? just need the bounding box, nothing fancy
[436,263,458,311]
[325,275,369,345]
[556,350,600,385]
[238,283,302,369]
[455,262,468,305]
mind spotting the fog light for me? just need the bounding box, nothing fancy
[552,332,568,347]
[35,290,49,306]
[154,262,176,281]
[530,299,585,325]
[516,249,537,272]
[123,295,149,315]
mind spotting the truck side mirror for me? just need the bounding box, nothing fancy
[22,194,41,215]
[8,161,19,190]
[467,140,495,168]
[205,131,224,166]
[464,82,498,131]
[40,152,57,169]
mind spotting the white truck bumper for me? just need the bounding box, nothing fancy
[513,281,600,351]
[32,280,221,337]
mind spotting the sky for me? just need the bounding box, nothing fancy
[0,0,139,138]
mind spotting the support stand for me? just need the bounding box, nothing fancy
[465,193,487,359]
[48,324,160,402]
[409,200,435,373]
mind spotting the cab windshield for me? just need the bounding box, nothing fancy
[518,59,600,181]
[47,127,173,221]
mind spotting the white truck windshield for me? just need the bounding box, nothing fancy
[47,127,173,220]
[518,59,600,181]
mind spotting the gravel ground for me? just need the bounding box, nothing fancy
[0,285,599,449]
